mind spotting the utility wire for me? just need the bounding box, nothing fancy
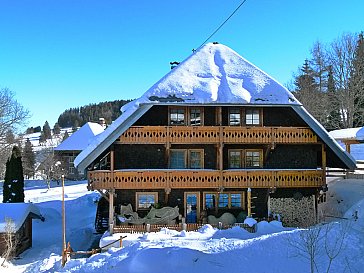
[197,0,248,50]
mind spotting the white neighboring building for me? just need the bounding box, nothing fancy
[55,122,105,179]
[329,127,364,161]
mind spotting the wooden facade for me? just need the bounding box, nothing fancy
[87,105,331,229]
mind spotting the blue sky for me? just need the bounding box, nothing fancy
[0,0,363,129]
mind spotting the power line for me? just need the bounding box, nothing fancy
[197,0,248,50]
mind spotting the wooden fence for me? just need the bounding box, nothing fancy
[113,222,256,234]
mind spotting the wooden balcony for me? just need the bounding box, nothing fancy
[88,169,324,190]
[118,126,317,144]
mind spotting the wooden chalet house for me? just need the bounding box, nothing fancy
[74,43,356,231]
[55,121,105,180]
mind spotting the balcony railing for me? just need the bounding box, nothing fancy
[88,169,324,190]
[118,126,317,144]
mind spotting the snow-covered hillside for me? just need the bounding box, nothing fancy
[1,178,364,273]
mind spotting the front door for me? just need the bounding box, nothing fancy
[184,192,200,223]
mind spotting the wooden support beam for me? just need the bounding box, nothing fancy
[109,146,115,235]
[247,188,252,217]
[108,189,115,235]
[321,144,326,182]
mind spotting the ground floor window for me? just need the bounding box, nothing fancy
[203,192,244,209]
[136,192,158,209]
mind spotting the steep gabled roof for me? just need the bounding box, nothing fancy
[74,43,355,171]
[55,122,105,152]
[124,43,300,107]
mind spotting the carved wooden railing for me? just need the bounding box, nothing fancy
[118,126,317,144]
[88,169,324,190]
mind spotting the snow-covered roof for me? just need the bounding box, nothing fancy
[55,122,105,151]
[123,43,300,108]
[329,127,364,141]
[74,43,355,170]
[0,203,43,232]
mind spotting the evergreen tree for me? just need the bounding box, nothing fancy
[62,131,69,141]
[43,121,52,139]
[53,122,61,135]
[3,146,24,203]
[293,60,325,123]
[326,66,342,129]
[350,32,364,127]
[39,131,46,143]
[22,138,35,179]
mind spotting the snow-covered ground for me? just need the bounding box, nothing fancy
[1,178,364,273]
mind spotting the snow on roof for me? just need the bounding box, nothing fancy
[55,122,105,151]
[0,203,42,232]
[122,43,300,110]
[75,43,354,170]
[75,43,301,170]
[329,127,364,141]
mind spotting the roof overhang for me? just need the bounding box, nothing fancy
[75,104,153,171]
[291,105,357,170]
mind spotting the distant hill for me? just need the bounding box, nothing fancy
[57,99,131,128]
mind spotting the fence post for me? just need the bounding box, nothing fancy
[146,224,150,233]
[218,222,222,229]
[182,223,187,231]
[119,236,123,248]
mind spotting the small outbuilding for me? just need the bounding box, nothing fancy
[0,203,44,257]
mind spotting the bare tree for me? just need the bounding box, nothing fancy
[289,221,350,273]
[0,217,18,266]
[327,33,358,128]
[37,148,65,188]
[0,88,29,178]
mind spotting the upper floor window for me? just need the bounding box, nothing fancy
[229,108,241,126]
[170,149,204,169]
[169,107,203,126]
[228,149,263,168]
[170,108,185,125]
[170,150,187,169]
[190,108,202,126]
[245,109,260,125]
[245,150,262,168]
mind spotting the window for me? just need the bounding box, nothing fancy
[204,192,243,209]
[245,109,260,125]
[170,108,185,125]
[228,149,263,168]
[204,193,216,209]
[218,193,229,208]
[230,193,242,208]
[189,150,203,169]
[170,150,186,169]
[228,150,242,169]
[170,149,203,169]
[190,108,202,126]
[245,150,262,168]
[136,192,158,209]
[229,108,241,126]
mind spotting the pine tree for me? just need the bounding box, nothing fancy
[350,32,364,127]
[3,146,24,203]
[53,122,61,135]
[326,66,342,129]
[22,138,35,179]
[43,121,52,139]
[293,60,324,123]
[62,131,69,141]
